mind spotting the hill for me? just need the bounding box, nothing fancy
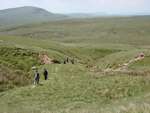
[0,6,68,27]
[0,16,150,113]
[0,16,150,46]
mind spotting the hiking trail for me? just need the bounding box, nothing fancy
[104,53,145,72]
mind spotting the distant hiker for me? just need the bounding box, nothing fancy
[66,57,69,63]
[34,70,40,85]
[64,60,66,64]
[71,58,75,64]
[139,52,145,58]
[43,68,48,80]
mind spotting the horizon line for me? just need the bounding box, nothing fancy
[0,6,150,16]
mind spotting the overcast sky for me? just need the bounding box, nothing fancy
[0,0,150,14]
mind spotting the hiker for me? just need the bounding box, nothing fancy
[66,57,69,63]
[64,60,66,64]
[71,58,75,64]
[34,70,40,85]
[43,68,48,80]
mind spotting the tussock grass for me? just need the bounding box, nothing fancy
[0,16,150,113]
[0,47,41,91]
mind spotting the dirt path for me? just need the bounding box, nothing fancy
[89,53,145,74]
[104,53,145,73]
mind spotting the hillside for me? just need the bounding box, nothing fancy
[0,16,150,113]
[0,16,150,46]
[0,6,68,27]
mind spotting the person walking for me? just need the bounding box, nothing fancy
[34,69,40,85]
[43,68,48,80]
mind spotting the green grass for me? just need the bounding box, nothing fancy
[0,64,150,113]
[0,16,150,113]
[1,16,150,46]
[130,56,150,69]
[0,47,41,91]
[0,47,40,71]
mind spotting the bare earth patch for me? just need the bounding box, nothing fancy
[39,53,54,64]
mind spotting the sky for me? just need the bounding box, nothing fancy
[0,0,150,15]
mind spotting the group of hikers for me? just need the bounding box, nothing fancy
[63,57,75,64]
[33,68,48,85]
[32,57,75,85]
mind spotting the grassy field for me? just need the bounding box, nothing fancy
[0,16,150,113]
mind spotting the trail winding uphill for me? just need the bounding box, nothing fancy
[90,52,145,74]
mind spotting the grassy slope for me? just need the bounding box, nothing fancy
[0,46,41,91]
[0,16,150,46]
[0,64,150,113]
[0,16,150,113]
